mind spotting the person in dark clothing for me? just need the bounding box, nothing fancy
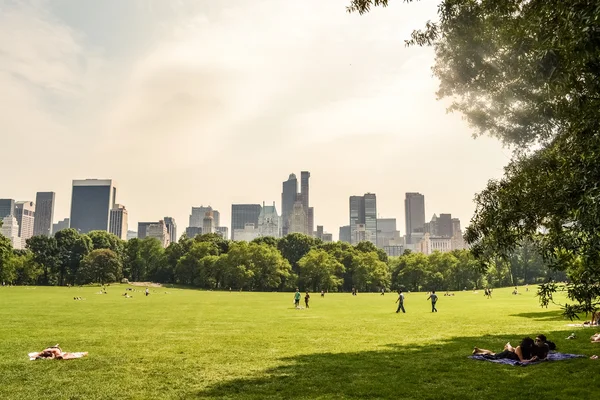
[395,290,406,313]
[473,337,543,363]
[304,291,310,308]
[427,291,438,312]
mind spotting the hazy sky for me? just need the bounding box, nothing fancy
[1,0,511,239]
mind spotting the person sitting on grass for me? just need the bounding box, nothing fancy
[473,336,549,363]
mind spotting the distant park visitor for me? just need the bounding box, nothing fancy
[395,290,406,313]
[145,287,149,297]
[294,288,301,307]
[304,291,310,308]
[427,291,438,312]
[320,290,324,297]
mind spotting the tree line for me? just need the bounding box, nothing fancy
[0,230,564,291]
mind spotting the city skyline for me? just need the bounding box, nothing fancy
[0,1,510,241]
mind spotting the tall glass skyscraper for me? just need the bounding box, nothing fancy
[349,193,377,245]
[405,192,425,244]
[33,192,55,236]
[70,179,116,234]
[0,199,15,219]
[281,173,298,236]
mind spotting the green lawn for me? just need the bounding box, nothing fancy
[1,286,599,399]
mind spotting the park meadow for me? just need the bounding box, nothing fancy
[1,285,599,400]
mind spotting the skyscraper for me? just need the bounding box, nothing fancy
[231,204,262,240]
[189,206,214,228]
[363,193,377,245]
[109,204,128,240]
[289,198,308,234]
[308,207,314,237]
[349,195,365,245]
[0,199,15,219]
[405,192,425,244]
[15,201,35,248]
[349,194,377,245]
[281,173,298,236]
[33,192,55,237]
[164,217,177,244]
[301,171,311,235]
[438,213,453,237]
[70,179,116,234]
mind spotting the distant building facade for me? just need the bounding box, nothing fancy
[0,199,15,219]
[216,226,229,240]
[203,211,215,234]
[257,201,281,238]
[1,215,21,249]
[405,192,425,245]
[281,173,298,236]
[377,218,402,248]
[288,199,307,235]
[109,204,128,240]
[349,193,377,245]
[233,223,260,242]
[126,230,137,241]
[52,218,70,235]
[70,179,116,233]
[33,192,55,237]
[138,222,157,239]
[339,225,351,243]
[15,201,35,248]
[146,220,170,247]
[164,217,177,244]
[231,204,261,240]
[185,227,202,238]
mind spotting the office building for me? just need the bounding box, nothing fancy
[233,223,261,242]
[15,201,35,248]
[316,225,324,240]
[322,233,333,242]
[147,220,170,248]
[426,213,453,238]
[231,204,261,240]
[164,217,177,244]
[0,199,15,219]
[349,193,377,245]
[203,211,215,234]
[405,192,425,244]
[289,199,308,234]
[258,201,281,238]
[185,227,202,238]
[281,173,298,236]
[138,222,157,239]
[126,230,137,241]
[339,225,351,243]
[52,218,70,235]
[1,215,21,249]
[300,171,311,235]
[216,226,229,240]
[377,218,402,248]
[109,204,128,240]
[33,192,55,237]
[189,206,217,228]
[308,207,314,238]
[70,179,116,233]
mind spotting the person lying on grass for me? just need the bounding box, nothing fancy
[473,335,550,363]
[591,333,600,343]
[31,345,88,360]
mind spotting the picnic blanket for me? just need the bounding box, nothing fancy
[469,352,585,366]
[29,352,88,361]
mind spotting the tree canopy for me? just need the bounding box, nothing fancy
[349,0,600,317]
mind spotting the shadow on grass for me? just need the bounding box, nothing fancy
[510,310,567,321]
[194,331,595,400]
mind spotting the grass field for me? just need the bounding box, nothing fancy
[1,285,599,400]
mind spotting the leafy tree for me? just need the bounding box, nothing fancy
[246,243,292,291]
[176,241,219,286]
[87,231,124,255]
[220,242,255,290]
[26,235,59,285]
[77,249,122,285]
[297,249,344,292]
[356,241,388,263]
[0,234,15,283]
[12,252,42,285]
[350,0,600,316]
[251,236,279,248]
[351,251,390,292]
[278,233,319,271]
[194,233,230,254]
[54,229,92,285]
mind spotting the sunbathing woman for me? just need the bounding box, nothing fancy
[473,337,546,363]
[31,345,88,360]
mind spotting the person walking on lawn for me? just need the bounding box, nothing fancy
[395,290,406,313]
[427,290,438,312]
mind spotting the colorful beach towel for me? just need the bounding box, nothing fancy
[470,352,585,366]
